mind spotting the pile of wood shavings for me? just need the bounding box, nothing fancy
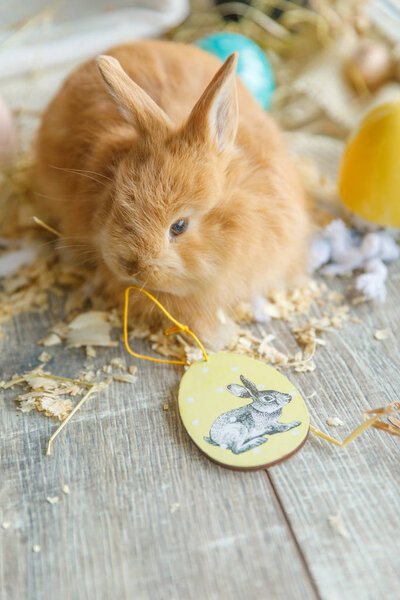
[1,357,137,421]
[0,254,88,336]
[138,280,352,373]
[1,367,82,421]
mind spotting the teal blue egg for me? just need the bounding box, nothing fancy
[194,32,275,110]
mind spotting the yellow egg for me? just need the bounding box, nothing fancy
[339,100,400,226]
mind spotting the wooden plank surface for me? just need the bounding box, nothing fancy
[1,269,400,599]
[0,298,317,600]
[267,269,400,600]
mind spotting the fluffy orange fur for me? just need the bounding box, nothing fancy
[35,40,310,341]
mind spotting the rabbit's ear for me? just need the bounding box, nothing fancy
[240,375,259,397]
[227,384,252,398]
[185,52,239,153]
[96,55,172,135]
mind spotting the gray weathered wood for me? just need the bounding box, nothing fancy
[266,267,400,600]
[2,267,400,600]
[0,299,317,600]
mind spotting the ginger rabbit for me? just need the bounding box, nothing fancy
[35,40,309,343]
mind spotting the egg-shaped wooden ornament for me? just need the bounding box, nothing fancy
[179,353,309,470]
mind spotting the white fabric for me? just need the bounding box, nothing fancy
[0,0,188,148]
[0,1,189,79]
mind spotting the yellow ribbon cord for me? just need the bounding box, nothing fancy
[310,401,400,447]
[123,285,209,366]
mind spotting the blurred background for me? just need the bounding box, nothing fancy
[1,0,400,218]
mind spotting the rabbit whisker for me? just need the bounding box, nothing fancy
[34,191,65,203]
[63,167,113,182]
[48,165,110,188]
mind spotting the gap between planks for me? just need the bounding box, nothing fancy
[265,470,322,600]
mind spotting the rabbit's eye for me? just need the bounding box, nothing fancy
[170,218,187,238]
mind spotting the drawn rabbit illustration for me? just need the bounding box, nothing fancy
[204,375,301,454]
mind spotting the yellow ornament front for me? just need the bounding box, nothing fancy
[179,353,309,470]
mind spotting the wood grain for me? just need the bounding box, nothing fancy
[0,300,316,600]
[2,268,400,599]
[266,268,400,600]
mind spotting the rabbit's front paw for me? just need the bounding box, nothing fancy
[232,437,268,454]
[253,437,268,446]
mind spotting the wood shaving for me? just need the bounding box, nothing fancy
[38,351,51,363]
[237,335,252,351]
[46,496,59,504]
[32,545,41,553]
[258,339,288,367]
[79,370,96,383]
[128,323,150,339]
[62,484,70,495]
[24,374,60,390]
[163,403,169,411]
[39,332,61,347]
[35,396,74,421]
[2,521,11,529]
[374,328,390,340]
[51,322,69,338]
[68,311,109,329]
[66,311,116,347]
[326,417,344,427]
[170,503,180,514]
[293,360,316,373]
[261,302,282,319]
[328,513,350,539]
[91,378,113,394]
[110,357,126,370]
[86,345,96,358]
[184,345,205,364]
[128,365,138,375]
[327,291,344,303]
[112,373,137,384]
